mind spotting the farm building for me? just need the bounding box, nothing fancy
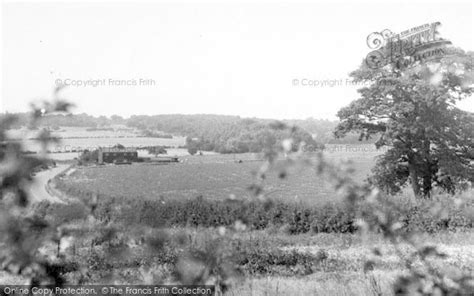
[151,156,179,163]
[139,156,179,164]
[98,147,138,164]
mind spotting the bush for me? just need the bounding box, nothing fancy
[43,183,474,234]
[231,238,321,275]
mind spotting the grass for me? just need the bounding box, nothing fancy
[223,230,474,296]
[225,272,396,296]
[10,145,472,294]
[58,150,376,205]
[4,219,470,294]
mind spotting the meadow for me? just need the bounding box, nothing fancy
[57,147,378,205]
[7,126,186,156]
[7,143,472,294]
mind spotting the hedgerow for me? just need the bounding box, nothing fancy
[38,183,473,234]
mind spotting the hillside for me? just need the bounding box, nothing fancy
[1,113,376,149]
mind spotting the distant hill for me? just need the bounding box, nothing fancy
[0,112,119,128]
[0,113,377,148]
[126,114,324,153]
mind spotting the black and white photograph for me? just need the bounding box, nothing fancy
[1,0,473,295]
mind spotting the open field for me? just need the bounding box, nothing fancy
[58,148,379,204]
[7,127,186,155]
[7,126,140,139]
[4,141,473,294]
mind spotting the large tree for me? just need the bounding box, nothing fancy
[335,47,474,197]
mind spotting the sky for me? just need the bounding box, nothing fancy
[1,0,473,120]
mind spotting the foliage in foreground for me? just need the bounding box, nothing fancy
[38,186,474,235]
[0,89,76,285]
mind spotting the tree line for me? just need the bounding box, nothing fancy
[0,112,374,145]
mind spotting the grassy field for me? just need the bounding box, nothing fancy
[225,231,474,296]
[2,224,472,295]
[14,144,472,294]
[59,148,379,205]
[7,126,186,154]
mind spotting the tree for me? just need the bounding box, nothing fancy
[185,136,199,155]
[335,48,474,197]
[113,143,125,149]
[110,114,124,124]
[187,146,198,155]
[147,145,167,156]
[79,149,99,164]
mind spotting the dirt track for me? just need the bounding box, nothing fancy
[26,164,70,203]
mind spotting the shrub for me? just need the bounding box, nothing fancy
[44,183,474,234]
